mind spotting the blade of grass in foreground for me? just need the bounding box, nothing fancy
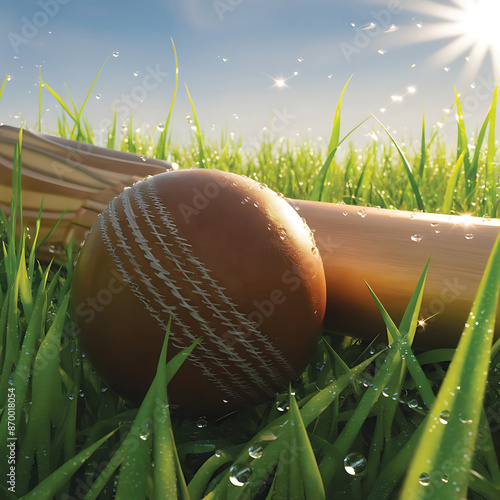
[400,231,500,499]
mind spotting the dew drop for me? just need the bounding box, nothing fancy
[411,234,422,242]
[343,453,367,476]
[112,51,119,57]
[357,208,367,218]
[418,472,430,486]
[441,474,449,483]
[311,247,318,255]
[140,155,147,162]
[459,414,473,424]
[430,222,439,227]
[229,463,252,486]
[277,192,285,198]
[196,417,208,429]
[439,410,450,424]
[343,211,348,216]
[259,182,268,189]
[248,445,263,459]
[465,233,474,240]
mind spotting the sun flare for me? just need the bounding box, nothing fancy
[395,0,500,78]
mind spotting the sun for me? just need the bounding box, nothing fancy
[394,0,500,78]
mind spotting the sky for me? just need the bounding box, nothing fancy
[1,0,499,150]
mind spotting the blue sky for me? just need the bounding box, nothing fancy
[1,0,498,148]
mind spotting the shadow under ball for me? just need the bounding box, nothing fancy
[71,169,327,415]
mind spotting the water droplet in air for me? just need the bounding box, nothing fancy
[465,234,474,240]
[418,472,430,486]
[95,93,102,100]
[444,66,450,72]
[6,75,12,81]
[343,453,367,476]
[411,234,422,242]
[439,410,450,424]
[383,24,398,33]
[229,463,252,486]
[297,57,304,62]
[133,71,139,77]
[328,74,333,79]
[360,22,376,30]
[378,49,387,55]
[357,208,367,218]
[248,445,263,459]
[112,51,119,57]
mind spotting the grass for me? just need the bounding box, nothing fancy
[1,58,500,499]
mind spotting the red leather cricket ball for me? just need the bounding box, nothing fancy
[71,169,326,415]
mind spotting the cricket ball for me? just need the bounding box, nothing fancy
[71,169,326,415]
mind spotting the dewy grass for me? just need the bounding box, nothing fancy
[0,71,500,499]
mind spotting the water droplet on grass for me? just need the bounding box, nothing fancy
[196,417,208,428]
[248,445,263,459]
[439,410,450,424]
[344,453,367,476]
[229,463,252,486]
[418,472,430,486]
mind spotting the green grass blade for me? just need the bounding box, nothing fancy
[442,149,466,214]
[288,386,325,499]
[418,109,426,177]
[486,84,498,217]
[401,231,500,498]
[0,74,9,101]
[19,430,118,500]
[308,76,352,201]
[155,38,178,160]
[40,79,76,121]
[185,84,207,168]
[373,115,425,211]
